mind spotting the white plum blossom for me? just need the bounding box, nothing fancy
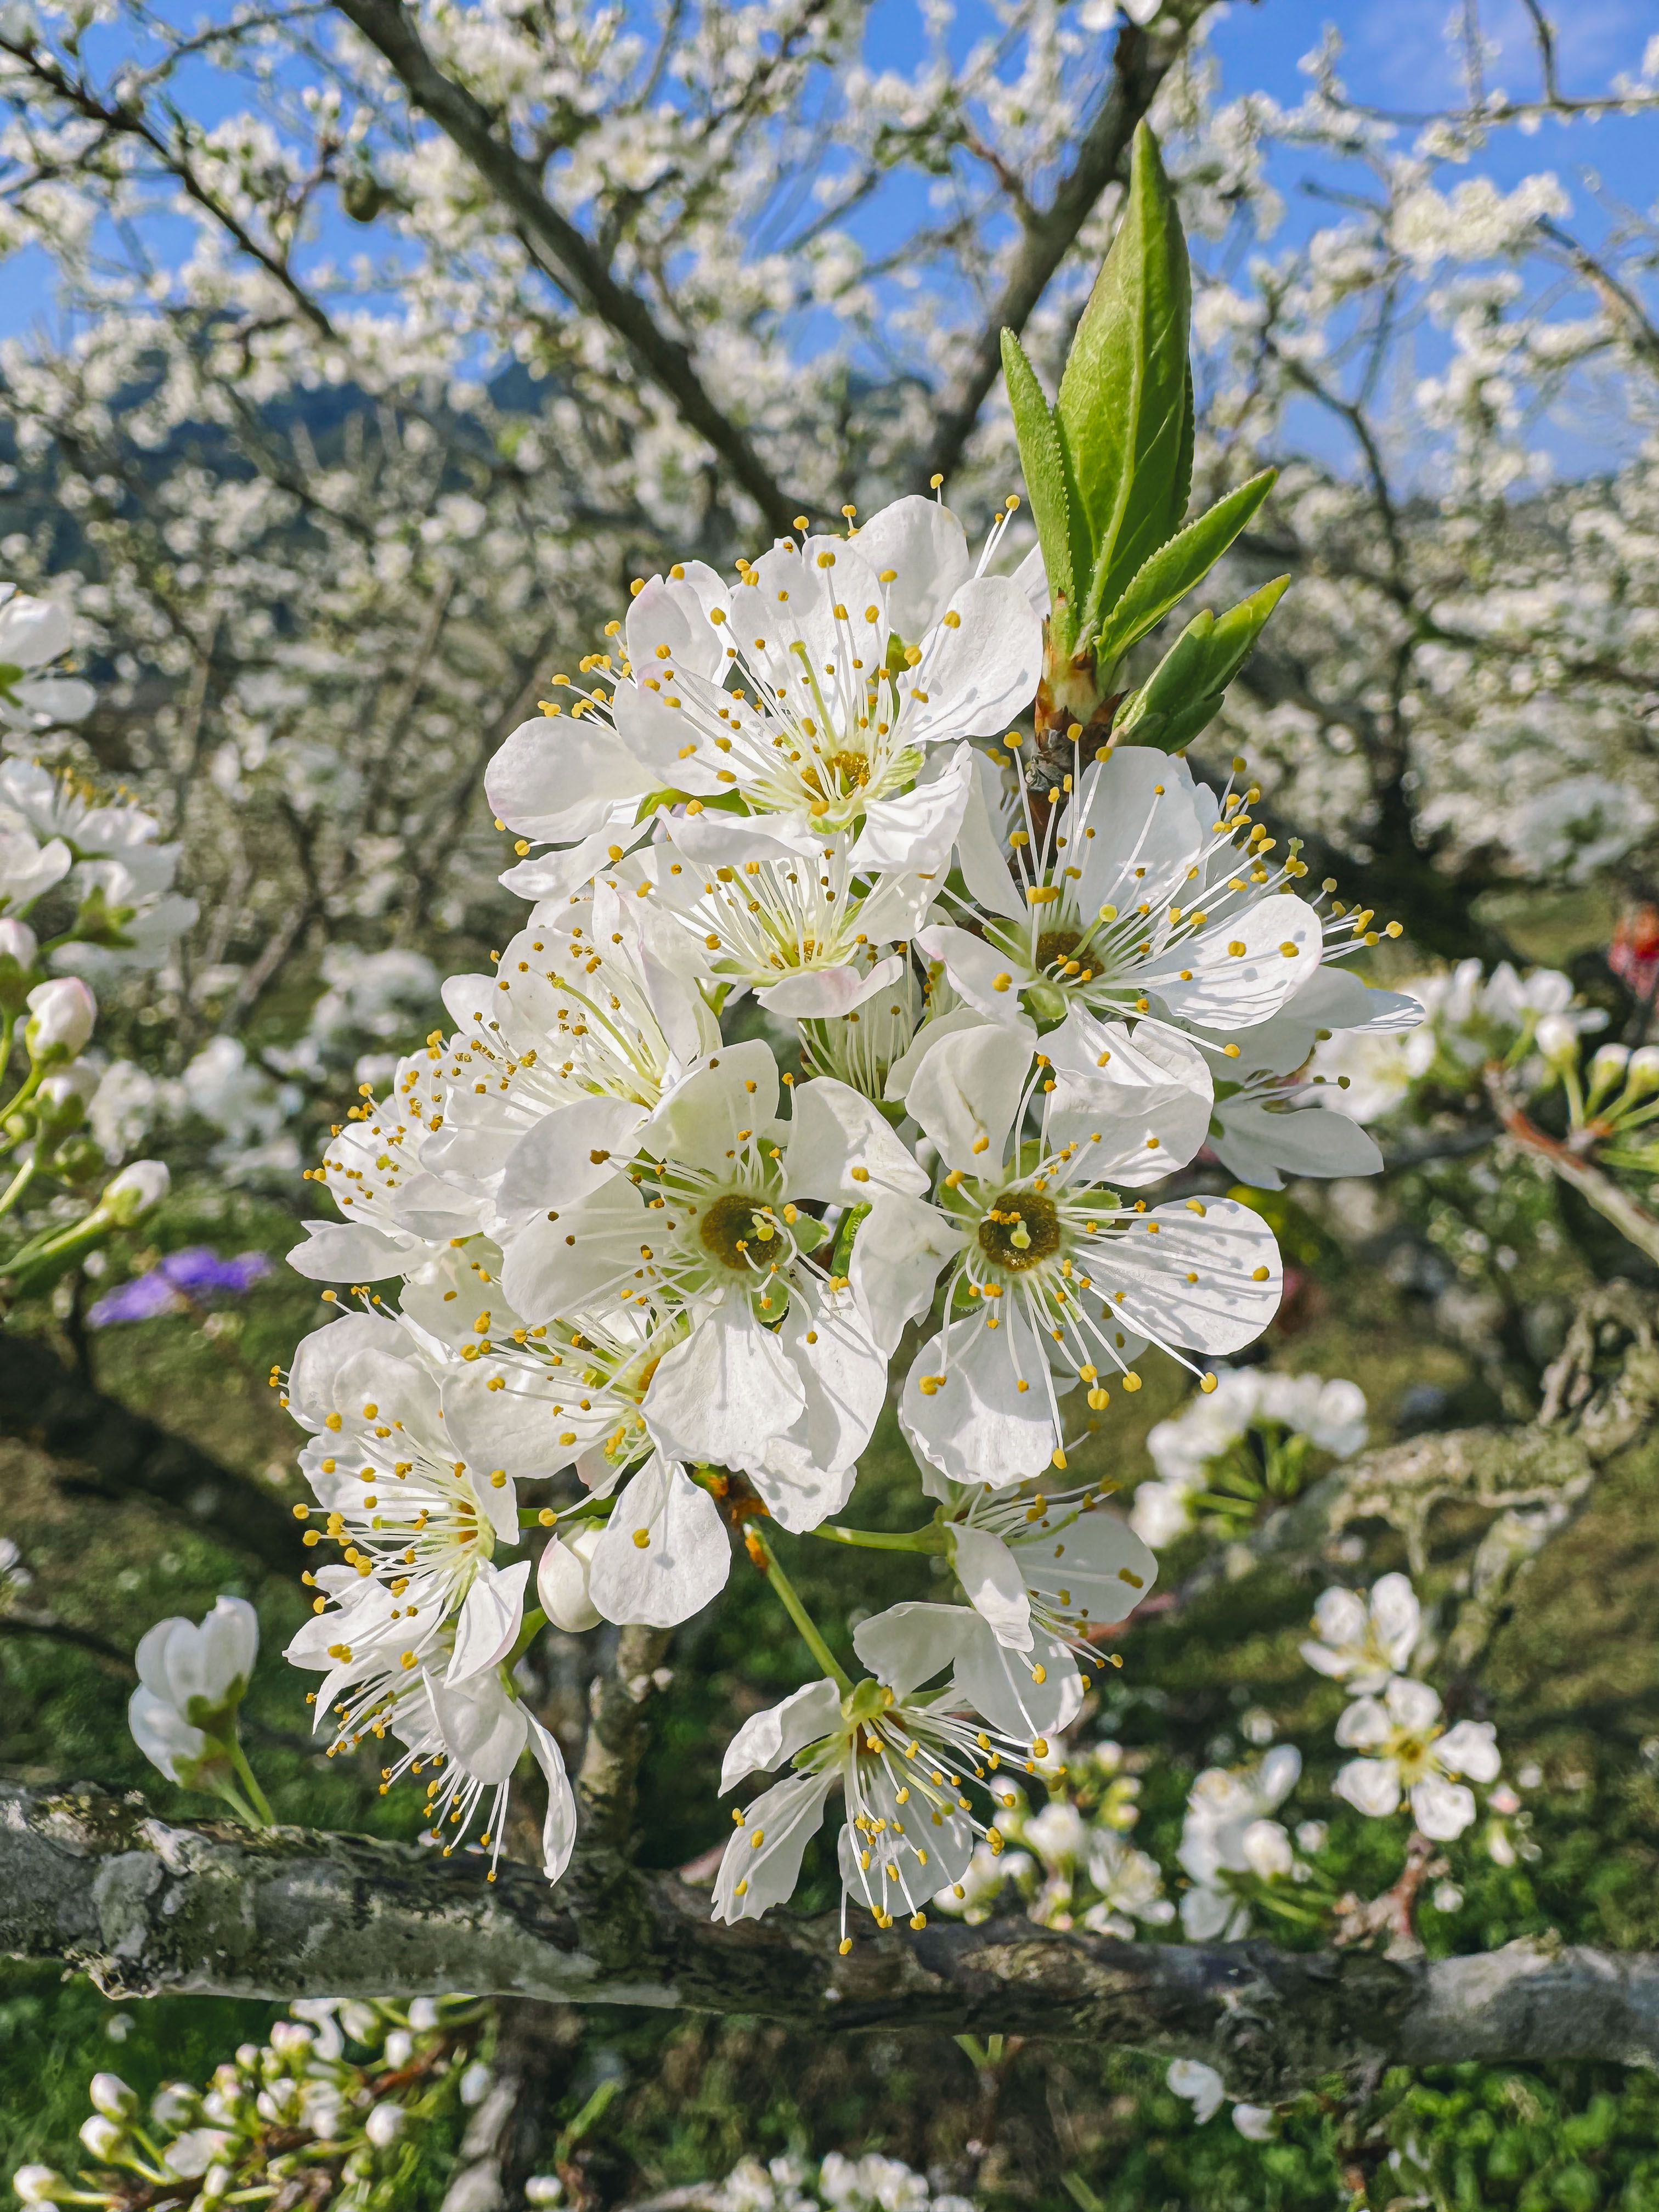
[128,1596,258,1790]
[1131,1365,1367,1548]
[1166,2058,1226,2124]
[1302,1573,1422,1694]
[854,1020,1282,1488]
[712,1605,1038,1940]
[1333,1678,1501,1839]
[0,585,96,735]
[921,747,1327,1048]
[487,498,1041,901]
[493,1040,913,1528]
[1177,1746,1302,1939]
[280,1313,539,1691]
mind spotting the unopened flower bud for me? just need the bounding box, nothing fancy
[36,1063,97,1132]
[102,1158,170,1223]
[537,1523,603,1632]
[407,1997,440,2031]
[1533,1013,1578,1070]
[526,2180,565,2207]
[1587,1041,1629,1098]
[152,2083,198,2129]
[78,2112,126,2160]
[24,975,95,1062]
[89,2073,139,2122]
[12,2166,69,2205]
[364,2101,407,2149]
[1626,1047,1659,1098]
[382,2029,414,2070]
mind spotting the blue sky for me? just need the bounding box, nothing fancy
[2,0,1654,475]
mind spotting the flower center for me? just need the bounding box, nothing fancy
[978,1189,1062,1273]
[1035,927,1088,975]
[698,1189,780,1272]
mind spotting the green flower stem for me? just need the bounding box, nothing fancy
[228,1737,276,1828]
[747,1526,851,1693]
[4,1193,113,1277]
[0,1153,36,1222]
[810,1520,946,1553]
[210,1775,266,1829]
[0,1056,44,1125]
[0,1012,13,1084]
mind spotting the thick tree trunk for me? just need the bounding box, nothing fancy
[4,1786,1657,2102]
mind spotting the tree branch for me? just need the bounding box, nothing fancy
[3,1786,1656,2096]
[0,1329,308,1576]
[1171,1280,1659,1620]
[331,0,797,534]
[914,4,1204,494]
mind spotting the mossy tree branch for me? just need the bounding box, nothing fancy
[5,1785,1659,2099]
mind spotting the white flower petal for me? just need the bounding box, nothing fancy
[906,574,1042,742]
[901,1313,1057,1489]
[1015,1506,1156,1626]
[1385,1677,1443,1734]
[1333,1757,1402,1819]
[286,1220,411,1283]
[906,1022,1030,1173]
[1411,1775,1477,1840]
[588,1454,730,1627]
[785,1074,929,1204]
[643,1300,807,1470]
[952,1524,1032,1651]
[495,1097,650,1216]
[1046,1012,1215,1184]
[486,716,653,843]
[445,1559,532,1686]
[526,1712,578,1882]
[1436,1720,1501,1783]
[713,1769,837,1922]
[851,1600,974,1700]
[953,1616,1082,1742]
[849,1191,963,1354]
[644,1039,780,1175]
[1098,1195,1282,1354]
[719,1677,843,1794]
[849,494,971,640]
[1143,895,1323,1030]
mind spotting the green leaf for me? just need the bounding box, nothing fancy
[1059,122,1193,648]
[1114,572,1291,753]
[1093,469,1277,673]
[1000,328,1088,653]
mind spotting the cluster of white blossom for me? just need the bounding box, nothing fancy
[1130,1364,1368,1548]
[932,1737,1172,1938]
[0,0,1650,1143]
[271,486,1418,1917]
[1307,960,1598,1126]
[1304,1573,1501,1840]
[0,584,190,1290]
[13,1996,490,2210]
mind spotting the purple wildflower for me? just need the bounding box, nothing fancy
[88,1246,272,1327]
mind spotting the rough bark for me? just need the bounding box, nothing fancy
[3,1786,1657,2098]
[0,1328,308,1576]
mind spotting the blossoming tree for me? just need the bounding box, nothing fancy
[4,1,1659,2203]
